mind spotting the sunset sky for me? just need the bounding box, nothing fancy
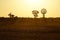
[0,0,60,18]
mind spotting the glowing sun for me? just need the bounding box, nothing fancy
[26,0,46,4]
[24,0,47,9]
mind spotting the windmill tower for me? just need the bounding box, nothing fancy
[41,8,47,18]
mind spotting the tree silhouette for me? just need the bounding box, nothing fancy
[8,12,14,18]
[41,8,47,18]
[32,10,39,18]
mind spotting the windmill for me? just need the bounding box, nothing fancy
[41,8,47,18]
[32,10,39,18]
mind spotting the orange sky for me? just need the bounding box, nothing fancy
[0,0,60,18]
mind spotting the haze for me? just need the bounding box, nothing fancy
[0,0,60,17]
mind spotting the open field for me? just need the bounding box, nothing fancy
[0,18,60,40]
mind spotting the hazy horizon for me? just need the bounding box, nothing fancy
[0,0,60,17]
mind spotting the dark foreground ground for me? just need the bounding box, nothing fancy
[0,18,60,40]
[0,29,60,40]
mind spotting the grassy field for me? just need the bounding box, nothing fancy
[0,18,60,40]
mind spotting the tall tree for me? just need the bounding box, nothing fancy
[32,10,39,18]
